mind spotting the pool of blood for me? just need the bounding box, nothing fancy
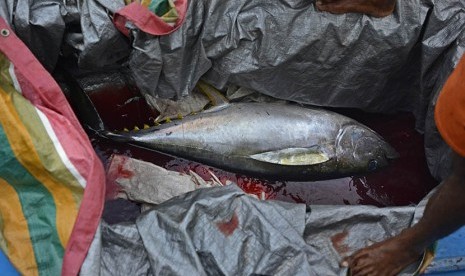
[89,84,438,207]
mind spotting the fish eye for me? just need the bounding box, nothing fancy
[368,159,378,171]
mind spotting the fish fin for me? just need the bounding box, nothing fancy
[93,129,133,143]
[145,94,165,116]
[200,104,229,113]
[196,80,229,107]
[249,147,331,166]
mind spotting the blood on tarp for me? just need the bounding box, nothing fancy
[89,83,438,207]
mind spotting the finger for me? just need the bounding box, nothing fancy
[349,250,370,267]
[351,255,375,273]
[352,266,375,276]
[352,256,372,270]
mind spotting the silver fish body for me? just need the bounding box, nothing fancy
[105,102,398,181]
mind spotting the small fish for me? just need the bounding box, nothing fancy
[102,102,399,181]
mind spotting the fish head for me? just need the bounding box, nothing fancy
[336,124,399,173]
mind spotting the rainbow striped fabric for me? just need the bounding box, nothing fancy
[125,0,179,22]
[0,18,105,276]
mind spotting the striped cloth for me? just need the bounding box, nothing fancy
[0,18,105,276]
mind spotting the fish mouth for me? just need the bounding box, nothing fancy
[384,143,400,160]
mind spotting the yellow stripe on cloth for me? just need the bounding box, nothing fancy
[0,178,38,276]
[0,87,78,248]
[141,0,152,7]
[12,94,85,194]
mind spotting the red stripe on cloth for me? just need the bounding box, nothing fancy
[61,162,105,276]
[114,0,188,36]
[36,105,101,186]
[0,18,105,276]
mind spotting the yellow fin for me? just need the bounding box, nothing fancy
[196,80,229,106]
[250,147,331,166]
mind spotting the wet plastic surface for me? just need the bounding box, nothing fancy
[89,84,438,207]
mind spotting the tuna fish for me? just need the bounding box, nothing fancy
[102,102,399,181]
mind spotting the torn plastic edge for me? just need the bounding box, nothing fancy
[0,17,106,276]
[113,0,188,37]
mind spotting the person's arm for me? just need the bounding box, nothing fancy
[408,152,465,249]
[344,151,465,276]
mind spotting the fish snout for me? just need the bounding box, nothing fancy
[383,142,400,160]
[364,139,399,172]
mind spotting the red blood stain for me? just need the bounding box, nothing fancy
[104,155,133,199]
[331,230,350,255]
[216,212,239,236]
[289,193,306,204]
[117,162,134,178]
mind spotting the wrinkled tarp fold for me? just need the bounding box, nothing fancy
[1,0,130,71]
[81,185,430,275]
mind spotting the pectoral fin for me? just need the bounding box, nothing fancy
[249,147,331,166]
[196,80,229,107]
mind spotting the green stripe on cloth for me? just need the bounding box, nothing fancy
[11,90,84,200]
[0,124,64,275]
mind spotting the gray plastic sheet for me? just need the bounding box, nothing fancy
[0,0,129,71]
[125,0,425,110]
[419,1,465,180]
[80,185,430,276]
[1,0,66,71]
[74,0,130,69]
